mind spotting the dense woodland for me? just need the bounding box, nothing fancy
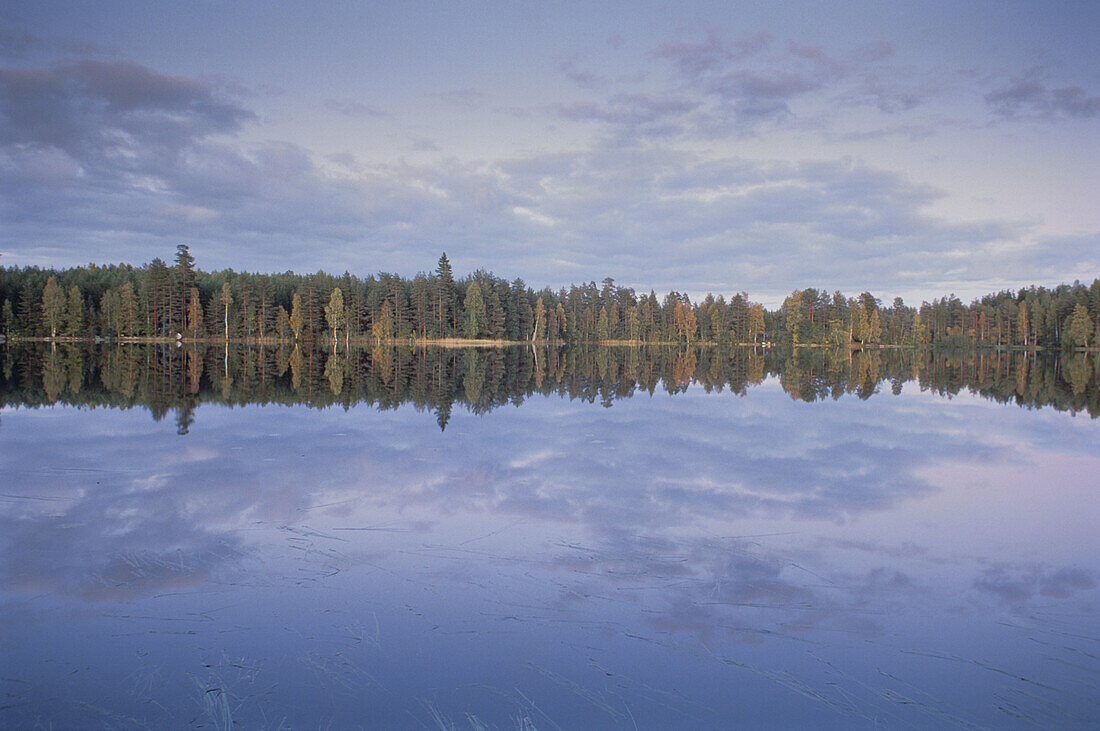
[1,343,1097,432]
[1,245,1098,350]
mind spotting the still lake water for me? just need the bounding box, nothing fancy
[2,345,1098,728]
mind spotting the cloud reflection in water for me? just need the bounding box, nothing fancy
[1,381,1098,727]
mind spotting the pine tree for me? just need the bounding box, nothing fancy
[173,244,196,333]
[218,282,233,341]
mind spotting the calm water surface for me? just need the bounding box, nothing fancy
[2,347,1098,728]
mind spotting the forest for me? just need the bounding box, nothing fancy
[1,245,1098,350]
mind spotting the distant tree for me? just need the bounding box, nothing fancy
[325,287,344,347]
[1,298,14,338]
[826,318,849,346]
[532,296,547,341]
[596,306,610,341]
[275,305,291,339]
[98,288,117,336]
[623,304,640,341]
[289,293,304,341]
[553,301,566,342]
[186,287,204,338]
[484,282,506,339]
[672,300,697,342]
[118,282,139,337]
[173,244,196,331]
[432,253,456,337]
[1063,303,1091,350]
[782,291,802,345]
[372,301,395,341]
[463,281,486,338]
[748,304,765,344]
[218,282,233,341]
[18,281,39,336]
[143,258,172,336]
[512,278,533,339]
[410,273,430,338]
[254,277,274,339]
[41,276,66,338]
[64,285,84,336]
[385,274,412,338]
[868,308,883,344]
[1017,300,1031,347]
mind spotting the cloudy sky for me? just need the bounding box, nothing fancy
[1,1,1097,305]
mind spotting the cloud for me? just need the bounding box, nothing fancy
[411,137,439,151]
[0,20,115,61]
[650,30,773,79]
[645,31,855,132]
[556,92,697,141]
[0,59,383,267]
[986,75,1100,120]
[0,83,1046,302]
[558,55,604,89]
[437,87,490,108]
[322,98,389,118]
[0,23,40,59]
[0,60,252,155]
[0,50,1092,302]
[974,566,1095,604]
[600,31,926,140]
[486,150,1025,299]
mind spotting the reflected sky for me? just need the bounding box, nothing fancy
[2,381,1098,727]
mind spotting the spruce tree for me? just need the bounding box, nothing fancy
[432,253,456,337]
[464,281,485,338]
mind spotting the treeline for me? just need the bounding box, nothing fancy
[775,286,1100,350]
[1,246,1098,349]
[2,343,1097,432]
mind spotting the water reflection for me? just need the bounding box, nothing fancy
[2,370,1098,726]
[2,344,1099,435]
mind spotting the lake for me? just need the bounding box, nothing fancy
[1,344,1098,728]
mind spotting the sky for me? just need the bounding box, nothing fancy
[1,1,1098,306]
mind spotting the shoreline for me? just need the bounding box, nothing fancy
[2,335,1089,352]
